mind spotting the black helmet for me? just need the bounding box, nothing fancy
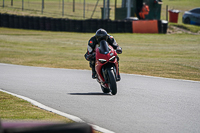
[95,28,108,43]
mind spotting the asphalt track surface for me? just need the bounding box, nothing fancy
[1,63,200,133]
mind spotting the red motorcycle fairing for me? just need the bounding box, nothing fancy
[95,44,119,88]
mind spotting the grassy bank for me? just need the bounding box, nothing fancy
[0,91,72,122]
[0,28,200,81]
[0,91,100,133]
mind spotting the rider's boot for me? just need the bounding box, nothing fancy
[116,62,121,81]
[92,67,96,79]
[116,71,121,81]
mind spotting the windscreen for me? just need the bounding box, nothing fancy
[99,40,109,54]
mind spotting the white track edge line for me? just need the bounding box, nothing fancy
[0,89,115,133]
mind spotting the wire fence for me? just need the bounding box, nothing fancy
[0,0,120,20]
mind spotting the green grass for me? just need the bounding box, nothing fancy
[0,91,101,133]
[0,91,73,122]
[169,23,200,33]
[0,28,200,81]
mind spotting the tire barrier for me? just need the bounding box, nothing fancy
[8,15,14,28]
[60,18,66,31]
[0,13,167,33]
[28,16,34,30]
[124,21,132,33]
[39,17,45,30]
[2,14,9,27]
[0,13,1,27]
[0,120,95,133]
[45,17,51,31]
[33,17,40,30]
[132,20,159,33]
[18,16,23,29]
[13,15,19,28]
[23,16,29,29]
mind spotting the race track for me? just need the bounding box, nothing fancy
[0,63,200,133]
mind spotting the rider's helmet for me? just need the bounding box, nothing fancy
[95,28,108,43]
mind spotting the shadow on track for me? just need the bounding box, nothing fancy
[68,92,111,96]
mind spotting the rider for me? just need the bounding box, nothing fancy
[84,28,122,80]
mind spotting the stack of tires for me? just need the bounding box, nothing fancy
[0,13,134,33]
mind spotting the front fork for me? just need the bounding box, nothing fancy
[102,65,117,84]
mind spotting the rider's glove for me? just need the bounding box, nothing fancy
[116,47,122,54]
[84,53,95,61]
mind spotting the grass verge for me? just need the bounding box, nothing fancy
[0,28,199,81]
[0,91,72,122]
[0,91,101,133]
[169,23,200,33]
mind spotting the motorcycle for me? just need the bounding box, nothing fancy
[94,40,120,95]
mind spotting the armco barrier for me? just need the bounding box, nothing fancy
[0,13,166,33]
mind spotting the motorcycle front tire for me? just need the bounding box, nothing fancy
[107,69,117,95]
[101,85,110,93]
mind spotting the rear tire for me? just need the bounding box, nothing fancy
[107,69,117,95]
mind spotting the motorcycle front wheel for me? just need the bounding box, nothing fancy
[107,69,117,95]
[101,85,110,93]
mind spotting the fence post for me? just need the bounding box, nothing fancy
[103,0,105,19]
[62,0,64,16]
[3,0,4,7]
[91,0,100,19]
[11,0,13,6]
[22,0,24,11]
[73,0,75,12]
[42,0,44,14]
[127,0,131,18]
[83,0,85,18]
[166,5,168,21]
[107,0,110,19]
